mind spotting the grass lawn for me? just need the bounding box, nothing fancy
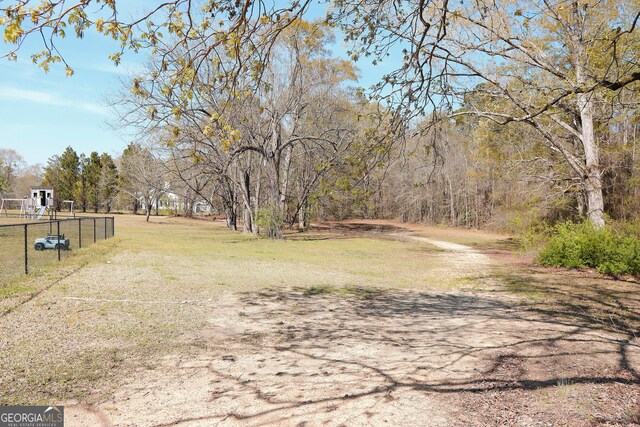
[0,215,486,405]
[0,215,638,426]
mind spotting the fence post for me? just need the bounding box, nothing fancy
[93,218,96,243]
[78,218,82,249]
[24,224,28,275]
[104,218,107,240]
[57,221,61,261]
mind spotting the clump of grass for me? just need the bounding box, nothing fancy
[0,281,36,298]
[301,285,384,299]
[495,273,547,299]
[302,285,334,296]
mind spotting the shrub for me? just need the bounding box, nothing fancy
[537,221,640,276]
[255,206,283,239]
[520,222,554,252]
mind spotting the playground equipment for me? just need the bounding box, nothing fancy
[29,187,54,209]
[1,187,65,219]
[61,200,75,218]
[0,198,30,217]
[0,198,49,219]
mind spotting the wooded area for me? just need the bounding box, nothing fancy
[2,0,640,236]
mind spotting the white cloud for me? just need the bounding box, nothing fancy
[85,62,145,76]
[0,86,109,115]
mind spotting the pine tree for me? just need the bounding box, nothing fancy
[99,153,119,213]
[44,146,79,209]
[84,152,102,212]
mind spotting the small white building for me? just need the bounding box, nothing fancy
[29,187,54,208]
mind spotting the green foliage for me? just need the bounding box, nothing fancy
[44,146,79,207]
[99,153,118,213]
[0,159,8,194]
[537,222,640,276]
[255,207,283,239]
[73,153,88,212]
[84,152,102,212]
[520,222,555,252]
[44,147,120,212]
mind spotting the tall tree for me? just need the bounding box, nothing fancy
[0,159,8,197]
[44,146,79,208]
[73,153,88,212]
[0,148,27,197]
[99,153,119,213]
[119,143,166,222]
[83,151,103,212]
[113,19,388,237]
[332,0,640,226]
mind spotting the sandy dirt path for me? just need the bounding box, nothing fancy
[395,234,493,271]
[62,228,640,426]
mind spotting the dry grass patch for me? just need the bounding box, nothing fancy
[1,214,478,405]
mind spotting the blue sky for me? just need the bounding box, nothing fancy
[0,3,394,167]
[0,27,144,166]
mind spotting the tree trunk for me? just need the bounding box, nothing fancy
[474,180,479,228]
[241,170,253,234]
[242,203,253,233]
[221,177,237,230]
[280,145,292,224]
[576,94,604,226]
[576,190,586,218]
[572,5,605,227]
[224,206,237,230]
[183,193,192,217]
[253,157,263,235]
[266,117,284,239]
[447,176,455,226]
[298,201,307,231]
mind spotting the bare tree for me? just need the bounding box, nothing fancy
[113,19,386,237]
[332,0,640,226]
[119,143,167,222]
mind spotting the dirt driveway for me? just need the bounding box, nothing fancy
[1,218,639,426]
[66,289,636,426]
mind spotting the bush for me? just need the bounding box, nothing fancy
[255,206,283,239]
[520,222,554,252]
[537,221,640,276]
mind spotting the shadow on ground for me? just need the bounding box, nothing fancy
[93,276,640,427]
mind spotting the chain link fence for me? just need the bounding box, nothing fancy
[0,217,115,284]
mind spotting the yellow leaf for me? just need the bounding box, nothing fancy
[4,22,24,43]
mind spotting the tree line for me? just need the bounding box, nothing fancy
[113,19,394,234]
[2,1,640,236]
[42,147,118,213]
[37,145,181,220]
